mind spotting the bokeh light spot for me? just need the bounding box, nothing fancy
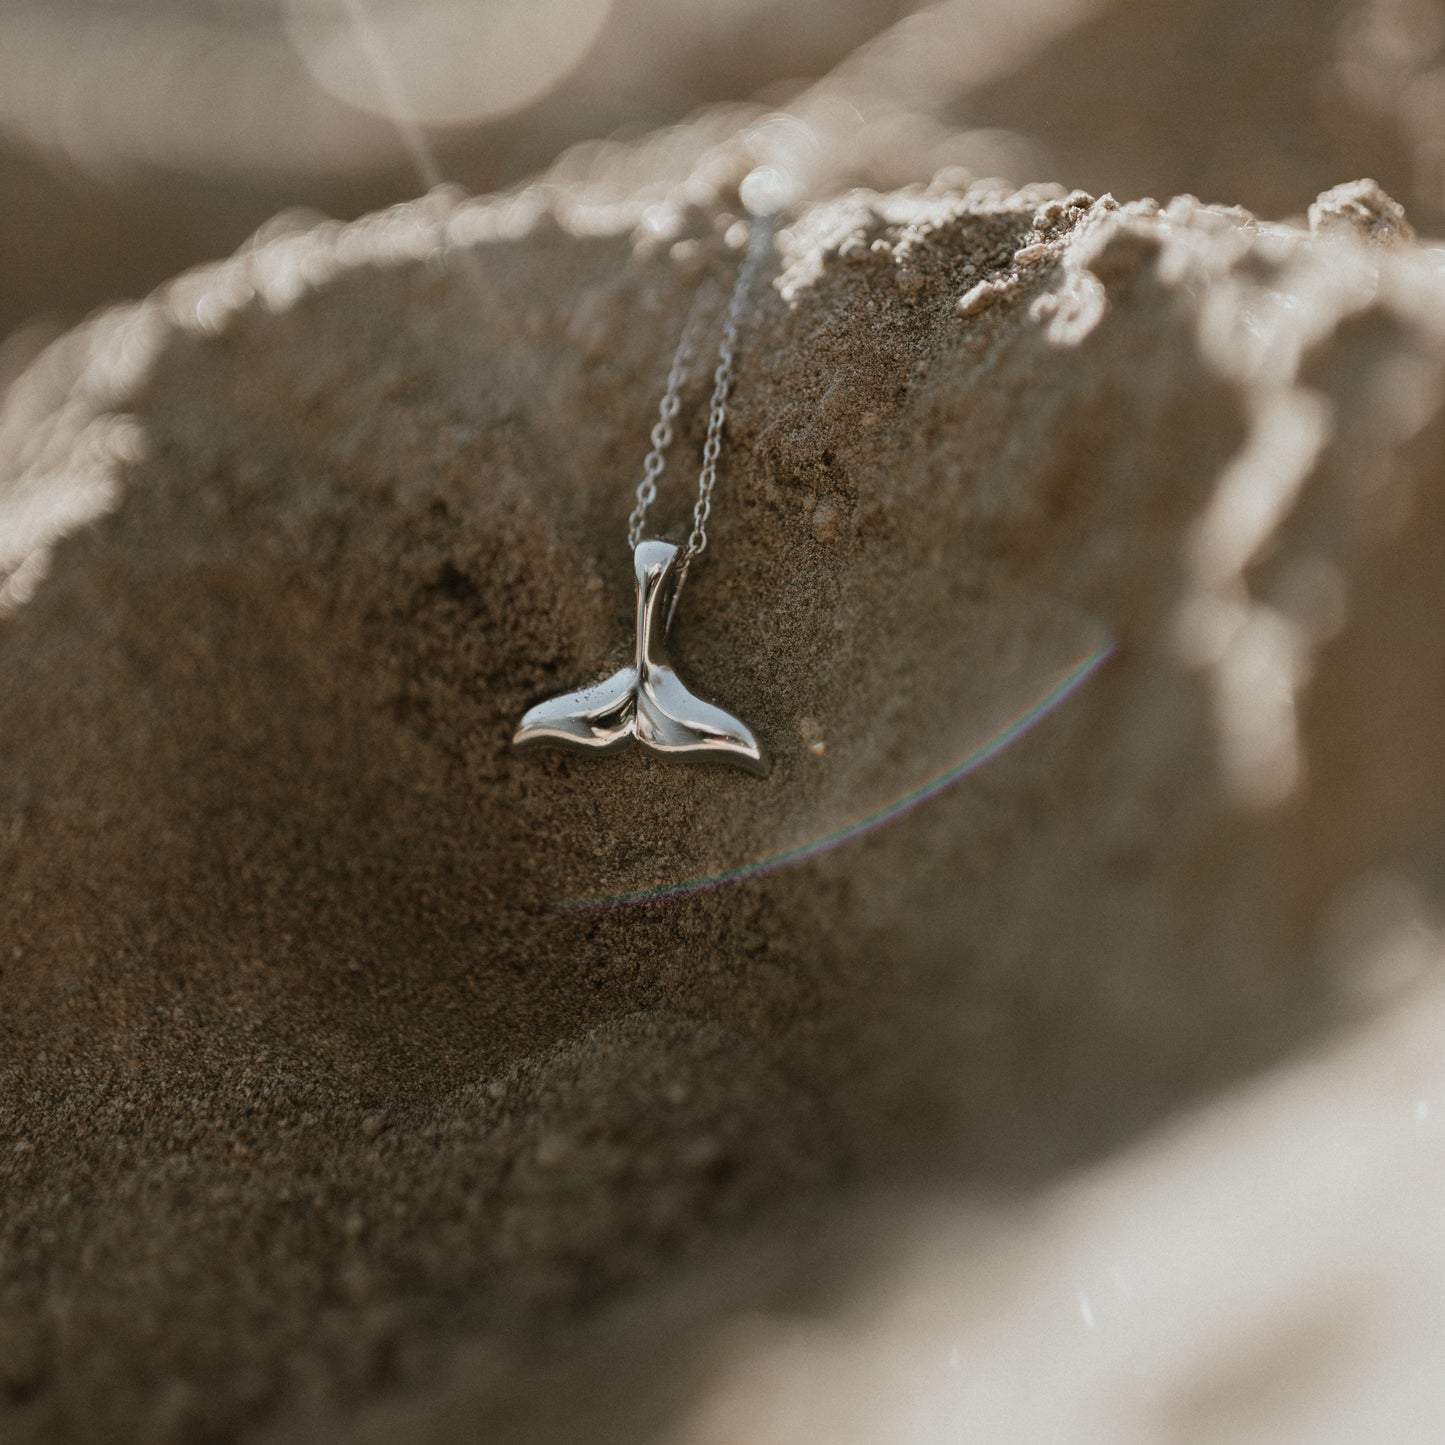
[284,0,615,129]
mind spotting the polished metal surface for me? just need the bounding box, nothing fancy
[512,539,768,775]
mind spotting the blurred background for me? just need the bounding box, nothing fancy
[1,0,1440,347]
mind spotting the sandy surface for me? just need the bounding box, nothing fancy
[3,126,1445,1445]
[5,0,1443,337]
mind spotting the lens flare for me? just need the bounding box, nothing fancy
[284,0,615,130]
[558,638,1114,913]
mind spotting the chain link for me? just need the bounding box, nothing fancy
[627,288,708,550]
[627,213,774,576]
[684,213,772,562]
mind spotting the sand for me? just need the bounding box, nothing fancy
[3,128,1445,1445]
[7,0,1445,342]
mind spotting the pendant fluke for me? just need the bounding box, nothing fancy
[512,540,768,776]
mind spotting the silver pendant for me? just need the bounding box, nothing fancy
[512,539,768,775]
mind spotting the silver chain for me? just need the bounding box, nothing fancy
[627,213,774,575]
[626,289,708,550]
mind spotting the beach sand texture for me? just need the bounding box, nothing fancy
[4,18,1445,1436]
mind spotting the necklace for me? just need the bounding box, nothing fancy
[512,212,774,776]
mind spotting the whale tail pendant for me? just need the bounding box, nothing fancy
[512,539,768,776]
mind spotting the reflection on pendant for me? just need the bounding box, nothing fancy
[512,539,768,776]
